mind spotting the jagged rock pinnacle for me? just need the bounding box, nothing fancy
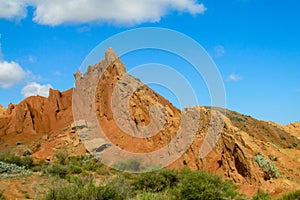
[105,47,119,64]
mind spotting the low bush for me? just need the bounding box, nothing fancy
[133,169,179,192]
[22,150,31,156]
[83,158,103,171]
[55,151,69,165]
[179,169,240,200]
[113,157,142,172]
[68,165,82,174]
[43,168,244,200]
[0,191,6,200]
[0,153,33,169]
[254,154,279,180]
[252,190,270,200]
[44,175,125,200]
[278,190,300,200]
[132,192,175,200]
[45,163,69,178]
[0,161,31,176]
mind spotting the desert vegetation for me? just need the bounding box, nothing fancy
[0,152,299,199]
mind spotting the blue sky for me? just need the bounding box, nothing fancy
[0,0,299,125]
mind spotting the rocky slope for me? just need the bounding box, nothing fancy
[0,48,299,197]
[0,89,85,160]
[0,104,5,115]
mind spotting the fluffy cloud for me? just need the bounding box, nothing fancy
[0,0,206,25]
[227,74,243,82]
[0,0,28,19]
[214,45,225,58]
[0,61,26,88]
[21,82,53,98]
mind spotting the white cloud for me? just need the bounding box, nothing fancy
[0,0,28,20]
[0,61,26,88]
[0,0,206,26]
[227,74,243,82]
[21,82,53,98]
[214,45,225,58]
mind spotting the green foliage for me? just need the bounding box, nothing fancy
[179,169,240,200]
[0,153,33,169]
[113,157,142,172]
[68,165,82,174]
[105,175,133,199]
[44,175,125,200]
[31,160,49,172]
[132,192,175,200]
[45,163,69,178]
[278,190,300,200]
[83,158,103,171]
[55,151,69,165]
[22,150,31,156]
[254,154,279,179]
[133,169,179,192]
[0,161,31,176]
[20,156,33,169]
[43,154,110,178]
[252,190,270,200]
[268,154,278,162]
[42,168,243,200]
[0,191,6,200]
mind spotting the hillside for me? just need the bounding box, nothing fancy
[0,105,5,115]
[0,48,299,198]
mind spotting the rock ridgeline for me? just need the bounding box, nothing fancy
[0,48,299,197]
[73,48,300,196]
[0,89,73,147]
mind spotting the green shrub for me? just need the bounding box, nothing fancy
[44,175,124,200]
[252,190,270,200]
[0,161,31,176]
[83,158,103,171]
[268,154,278,162]
[105,175,133,199]
[45,163,69,178]
[113,157,142,172]
[179,169,240,200]
[132,192,175,200]
[0,191,6,200]
[96,166,110,175]
[133,169,179,192]
[278,190,300,200]
[0,153,33,169]
[21,156,33,169]
[254,154,279,180]
[55,152,69,165]
[68,165,82,174]
[31,160,49,172]
[22,150,31,156]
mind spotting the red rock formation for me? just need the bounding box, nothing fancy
[0,104,5,115]
[0,48,299,197]
[0,89,86,159]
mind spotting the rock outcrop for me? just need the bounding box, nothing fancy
[0,89,85,159]
[0,48,299,197]
[0,104,5,115]
[73,48,300,196]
